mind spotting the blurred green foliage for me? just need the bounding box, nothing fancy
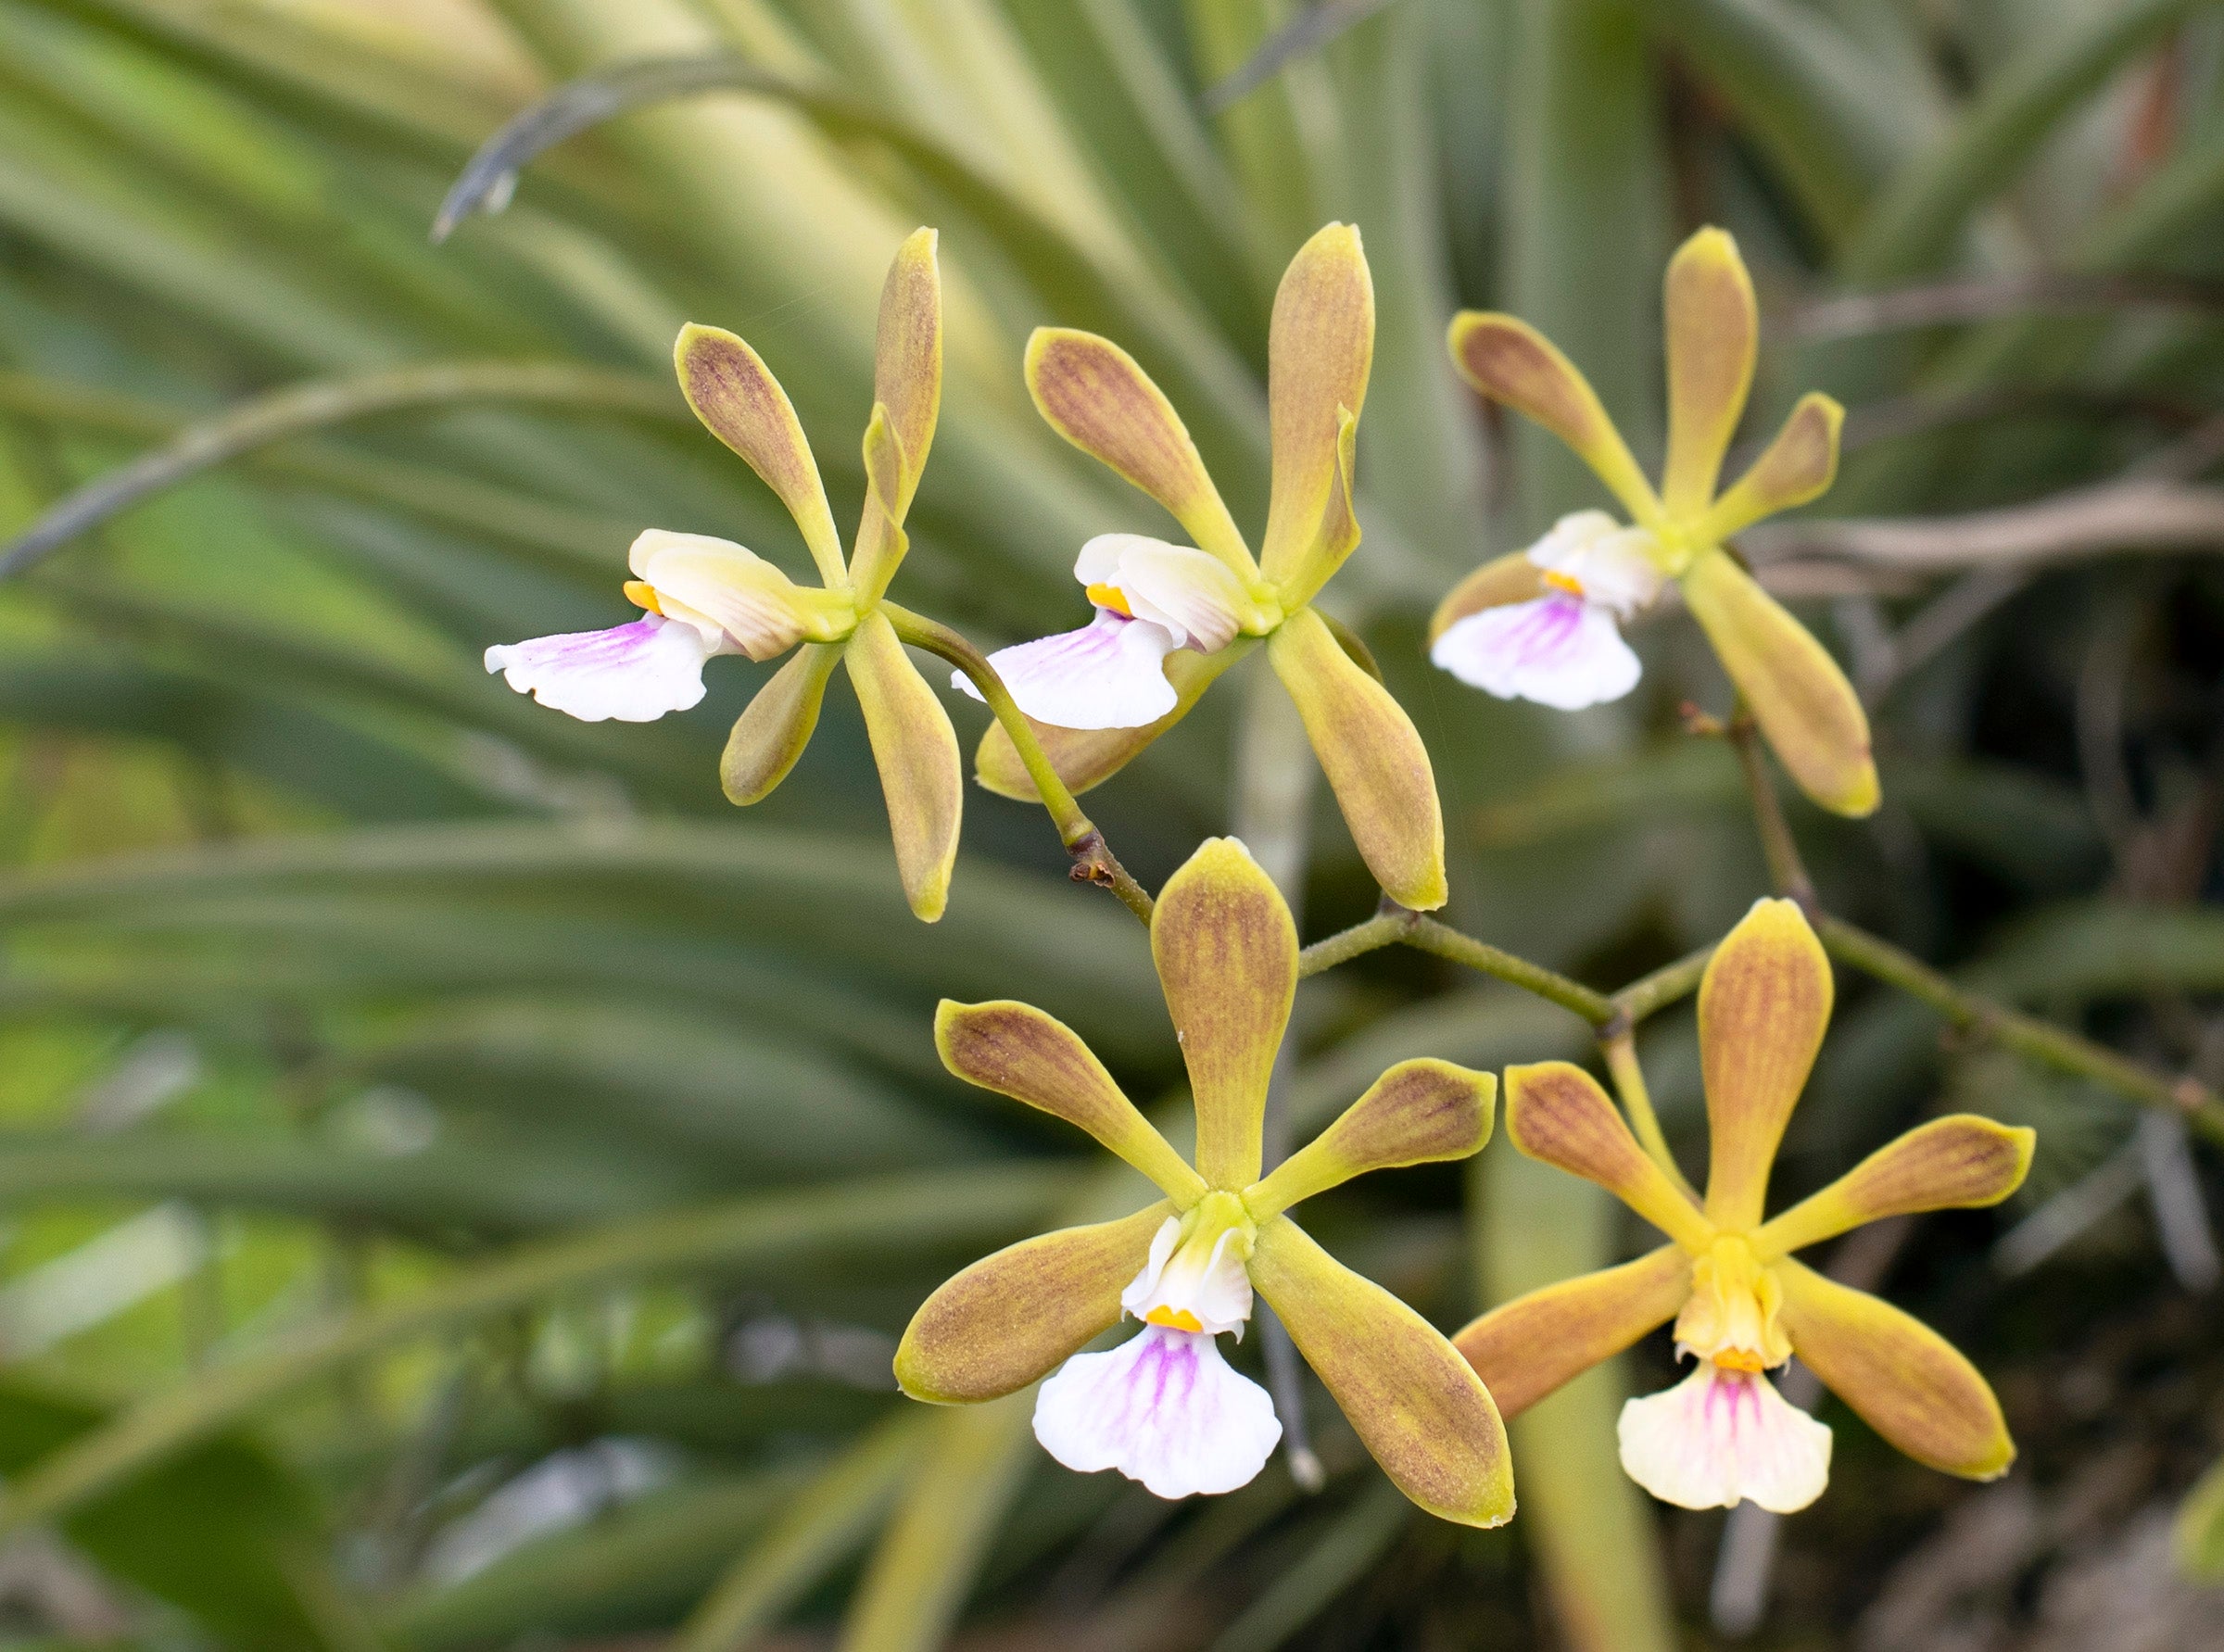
[0,0,2219,1646]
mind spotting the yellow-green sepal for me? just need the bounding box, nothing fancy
[844,610,962,923]
[721,641,842,804]
[1259,223,1373,589]
[933,999,1205,1204]
[1681,548,1879,817]
[1453,1243,1690,1420]
[1753,1115,2035,1260]
[1774,1257,2015,1481]
[1501,1062,1713,1251]
[1152,837,1297,1191]
[1661,227,1758,518]
[1268,606,1446,912]
[894,1203,1170,1404]
[1249,1216,1515,1528]
[1247,1059,1494,1218]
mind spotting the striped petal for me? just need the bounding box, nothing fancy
[1428,550,1546,643]
[868,227,941,523]
[485,616,716,724]
[1430,595,1641,712]
[1754,1116,2036,1259]
[1447,312,1661,526]
[1773,1259,2015,1480]
[675,323,846,585]
[961,611,1181,732]
[1502,1062,1713,1250]
[721,641,841,804]
[1618,1364,1831,1513]
[1152,838,1296,1191]
[1259,224,1373,589]
[1698,898,1833,1231]
[1661,228,1758,518]
[1681,549,1878,817]
[895,1204,1173,1404]
[1454,1244,1692,1420]
[845,612,961,923]
[1700,393,1844,545]
[971,639,1256,801]
[1246,1059,1496,1217]
[1024,328,1254,577]
[1269,607,1446,912]
[1249,1217,1515,1527]
[1033,1323,1281,1498]
[934,1000,1204,1203]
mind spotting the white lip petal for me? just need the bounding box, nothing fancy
[1120,1220,1254,1339]
[1617,1364,1832,1514]
[1103,540,1250,653]
[1430,595,1642,711]
[954,611,1181,730]
[1525,511,1665,617]
[485,616,716,723]
[1118,1217,1183,1320]
[628,528,812,661]
[1032,1325,1283,1499]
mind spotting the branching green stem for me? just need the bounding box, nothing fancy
[881,604,1154,924]
[1725,713,1818,914]
[1602,1031,1700,1202]
[1401,914,1617,1024]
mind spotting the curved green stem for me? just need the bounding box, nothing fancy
[1601,1032,1700,1203]
[1401,914,1617,1024]
[881,603,1154,924]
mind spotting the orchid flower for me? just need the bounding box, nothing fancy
[1432,227,1879,817]
[958,224,1448,911]
[896,838,1513,1524]
[486,230,964,921]
[1456,897,2032,1514]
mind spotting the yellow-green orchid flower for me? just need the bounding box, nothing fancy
[1456,897,2031,1513]
[963,224,1448,910]
[486,229,963,921]
[895,838,1511,1523]
[1431,227,1879,817]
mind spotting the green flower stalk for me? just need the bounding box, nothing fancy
[1429,228,1879,818]
[896,838,1511,1523]
[486,229,964,921]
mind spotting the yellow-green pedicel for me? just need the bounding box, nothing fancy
[1456,898,2031,1512]
[1431,228,1879,818]
[485,230,962,921]
[966,225,1448,911]
[895,839,1511,1523]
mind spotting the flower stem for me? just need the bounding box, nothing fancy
[1723,710,1818,914]
[881,603,1154,924]
[1296,904,1412,977]
[1402,914,1618,1024]
[1601,1031,1700,1202]
[1816,914,2224,1144]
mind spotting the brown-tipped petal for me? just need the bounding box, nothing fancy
[1248,1060,1495,1217]
[1024,328,1254,576]
[1774,1259,2015,1480]
[1427,551,1546,644]
[721,642,841,804]
[1697,896,1833,1230]
[849,405,910,601]
[1503,1063,1713,1250]
[1267,607,1446,911]
[1251,1217,1515,1527]
[1662,228,1759,518]
[1447,312,1661,525]
[1682,549,1879,817]
[872,227,941,519]
[894,1203,1170,1404]
[845,612,961,923]
[935,1000,1204,1201]
[1259,225,1373,588]
[675,323,846,585]
[1755,1116,2036,1260]
[971,639,1256,801]
[1453,1244,1691,1419]
[1152,838,1296,1190]
[1700,393,1843,543]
